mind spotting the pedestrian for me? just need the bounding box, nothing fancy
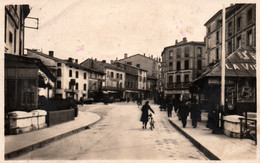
[167,101,173,117]
[140,101,155,129]
[190,99,200,128]
[179,99,189,128]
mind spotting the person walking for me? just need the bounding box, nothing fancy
[190,99,200,128]
[140,101,155,129]
[179,99,189,128]
[167,101,173,117]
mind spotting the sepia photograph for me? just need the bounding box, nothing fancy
[2,0,258,162]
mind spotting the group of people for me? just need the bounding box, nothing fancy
[159,97,201,128]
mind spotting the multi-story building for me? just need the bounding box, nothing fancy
[161,37,206,99]
[4,5,30,55]
[112,61,147,100]
[26,50,104,101]
[117,53,161,100]
[204,4,256,65]
[81,59,125,102]
[4,5,56,113]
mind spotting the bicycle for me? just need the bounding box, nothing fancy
[148,114,155,131]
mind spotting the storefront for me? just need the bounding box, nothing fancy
[5,54,56,112]
[193,47,256,115]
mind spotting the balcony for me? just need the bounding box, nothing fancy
[166,82,190,89]
[103,86,124,91]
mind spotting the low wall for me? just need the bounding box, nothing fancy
[47,109,75,127]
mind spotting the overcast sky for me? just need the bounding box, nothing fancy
[23,0,253,63]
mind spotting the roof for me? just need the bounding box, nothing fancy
[117,54,160,63]
[27,49,105,75]
[193,46,256,82]
[113,61,148,72]
[204,4,243,26]
[93,60,126,72]
[5,53,56,82]
[161,41,205,57]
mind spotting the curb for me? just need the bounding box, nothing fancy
[5,118,101,160]
[168,119,220,160]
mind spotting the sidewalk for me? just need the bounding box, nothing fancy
[5,110,101,159]
[169,111,257,160]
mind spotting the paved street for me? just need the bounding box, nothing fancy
[13,102,208,160]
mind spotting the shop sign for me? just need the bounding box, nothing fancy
[208,79,220,85]
[237,79,255,103]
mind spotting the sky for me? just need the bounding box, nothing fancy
[22,0,254,63]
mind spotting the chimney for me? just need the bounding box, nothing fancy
[116,57,118,60]
[102,60,106,63]
[49,51,54,57]
[75,59,78,64]
[183,37,187,43]
[68,57,74,63]
[159,58,161,62]
[110,60,114,64]
[124,53,128,59]
[151,55,153,59]
[95,58,97,61]
[144,53,146,56]
[175,40,178,45]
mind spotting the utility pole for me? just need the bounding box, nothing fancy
[220,4,226,129]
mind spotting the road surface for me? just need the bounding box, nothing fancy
[14,101,208,160]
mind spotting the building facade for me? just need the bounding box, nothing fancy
[81,59,125,102]
[117,53,160,99]
[161,38,206,99]
[204,4,256,65]
[26,50,104,101]
[4,5,30,55]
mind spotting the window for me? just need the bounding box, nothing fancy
[140,70,142,75]
[120,74,122,79]
[247,30,253,46]
[76,83,78,90]
[237,17,241,31]
[247,8,252,23]
[9,31,13,43]
[111,72,114,78]
[57,68,62,77]
[136,64,140,68]
[177,48,181,58]
[216,31,219,44]
[84,84,87,90]
[176,75,181,84]
[127,62,132,65]
[237,36,241,49]
[185,60,189,70]
[69,70,72,77]
[120,83,122,89]
[14,29,16,53]
[184,75,189,83]
[143,77,146,82]
[177,61,181,70]
[228,41,232,55]
[116,73,119,79]
[184,47,189,57]
[107,71,110,77]
[57,80,61,89]
[168,75,173,83]
[198,60,202,70]
[139,76,142,82]
[76,71,79,78]
[197,47,202,57]
[216,48,219,60]
[57,63,62,66]
[207,37,211,49]
[169,62,173,70]
[84,72,87,79]
[228,22,232,36]
[217,19,222,27]
[207,26,211,34]
[169,50,173,59]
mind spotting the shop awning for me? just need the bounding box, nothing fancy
[206,46,255,77]
[193,46,255,83]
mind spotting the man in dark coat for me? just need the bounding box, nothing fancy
[167,102,173,117]
[140,101,155,129]
[179,99,189,128]
[190,99,201,128]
